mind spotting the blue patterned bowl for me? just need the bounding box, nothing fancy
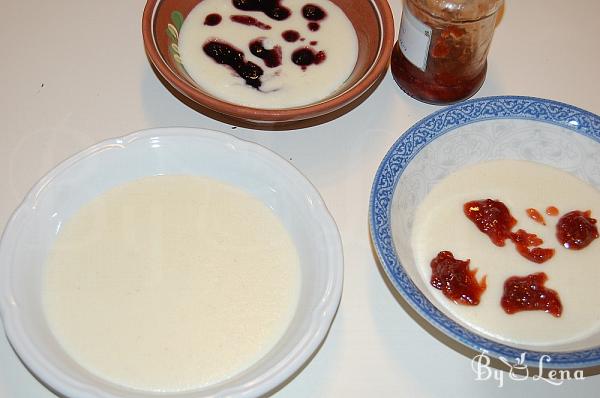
[369,96,600,369]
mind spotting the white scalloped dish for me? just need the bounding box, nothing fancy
[0,127,343,398]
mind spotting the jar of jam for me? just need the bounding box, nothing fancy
[391,0,504,104]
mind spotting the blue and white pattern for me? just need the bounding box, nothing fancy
[369,96,600,368]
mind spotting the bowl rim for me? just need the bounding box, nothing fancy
[368,95,600,369]
[141,0,395,122]
[0,127,344,398]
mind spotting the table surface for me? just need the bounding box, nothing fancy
[1,0,600,397]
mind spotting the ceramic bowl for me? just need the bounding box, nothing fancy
[142,0,394,127]
[369,96,600,369]
[0,127,343,397]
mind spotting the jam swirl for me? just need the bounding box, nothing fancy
[501,272,562,317]
[282,30,300,42]
[204,13,222,26]
[302,4,327,21]
[526,208,546,225]
[430,251,487,306]
[464,199,517,247]
[292,47,326,70]
[510,229,555,264]
[203,40,263,89]
[307,22,320,31]
[556,210,599,250]
[249,39,282,68]
[230,15,272,30]
[232,0,291,21]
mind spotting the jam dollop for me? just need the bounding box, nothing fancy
[292,47,326,70]
[556,210,599,250]
[307,22,320,31]
[526,208,546,225]
[232,0,291,21]
[430,251,486,306]
[302,4,327,21]
[501,273,562,317]
[230,15,272,30]
[203,40,263,89]
[204,13,222,26]
[282,29,300,42]
[510,229,555,264]
[464,199,517,247]
[546,206,559,216]
[249,39,281,67]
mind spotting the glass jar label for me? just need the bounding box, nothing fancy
[398,6,431,71]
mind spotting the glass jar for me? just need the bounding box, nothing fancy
[391,0,504,105]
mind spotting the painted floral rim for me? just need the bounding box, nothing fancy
[142,0,396,123]
[369,95,600,368]
[165,11,183,65]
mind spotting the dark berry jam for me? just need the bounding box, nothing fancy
[464,199,517,247]
[249,39,281,68]
[203,40,263,89]
[282,30,300,42]
[291,47,326,70]
[230,15,271,30]
[510,229,555,264]
[302,4,327,21]
[526,208,546,225]
[307,22,320,31]
[556,210,599,250]
[204,13,222,26]
[232,0,291,21]
[546,206,559,216]
[309,40,318,46]
[430,251,486,306]
[501,273,562,317]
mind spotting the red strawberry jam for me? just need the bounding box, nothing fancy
[430,251,487,306]
[510,229,555,264]
[501,273,562,317]
[526,208,546,225]
[464,199,517,247]
[556,210,598,250]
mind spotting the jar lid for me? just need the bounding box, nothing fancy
[410,0,504,22]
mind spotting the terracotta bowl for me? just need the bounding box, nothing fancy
[142,0,394,127]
